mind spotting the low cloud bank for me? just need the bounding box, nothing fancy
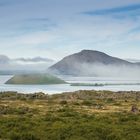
[0,55,55,72]
[79,63,140,78]
[49,62,140,78]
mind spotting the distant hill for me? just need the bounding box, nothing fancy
[14,57,54,63]
[48,50,139,76]
[0,55,10,64]
[0,55,54,74]
[5,74,66,85]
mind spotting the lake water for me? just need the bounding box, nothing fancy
[0,75,140,94]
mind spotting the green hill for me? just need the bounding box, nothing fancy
[5,74,66,85]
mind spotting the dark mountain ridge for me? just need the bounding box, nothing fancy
[62,50,132,65]
[48,50,139,76]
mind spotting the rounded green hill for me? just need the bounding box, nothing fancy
[5,74,66,85]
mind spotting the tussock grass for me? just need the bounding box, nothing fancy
[0,90,140,140]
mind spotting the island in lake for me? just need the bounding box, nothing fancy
[5,74,66,85]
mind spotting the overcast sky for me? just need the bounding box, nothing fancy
[0,0,140,60]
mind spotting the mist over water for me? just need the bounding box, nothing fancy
[50,62,140,78]
[78,63,140,78]
[1,54,140,93]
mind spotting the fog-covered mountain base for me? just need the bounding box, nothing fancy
[0,55,54,74]
[49,50,140,78]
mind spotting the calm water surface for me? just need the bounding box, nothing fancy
[0,75,140,94]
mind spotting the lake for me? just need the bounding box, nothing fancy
[0,75,140,94]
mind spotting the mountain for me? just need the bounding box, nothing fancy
[125,58,140,63]
[48,50,139,77]
[136,62,140,65]
[0,55,10,64]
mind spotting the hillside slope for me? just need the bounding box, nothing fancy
[48,50,138,76]
[5,74,66,85]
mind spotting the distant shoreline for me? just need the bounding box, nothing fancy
[70,83,140,87]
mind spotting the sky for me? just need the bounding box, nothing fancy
[0,0,140,60]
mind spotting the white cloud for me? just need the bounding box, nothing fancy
[0,0,140,60]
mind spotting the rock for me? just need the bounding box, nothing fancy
[131,105,139,113]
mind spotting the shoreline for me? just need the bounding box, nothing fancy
[0,89,140,95]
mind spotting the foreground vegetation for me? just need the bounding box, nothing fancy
[0,90,140,140]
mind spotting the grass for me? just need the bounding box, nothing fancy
[0,90,140,140]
